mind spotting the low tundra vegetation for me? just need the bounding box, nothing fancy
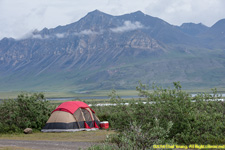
[0,93,53,133]
[91,82,224,149]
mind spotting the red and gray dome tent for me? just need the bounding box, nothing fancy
[41,101,100,132]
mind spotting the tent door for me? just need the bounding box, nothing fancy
[82,108,94,128]
[73,108,85,128]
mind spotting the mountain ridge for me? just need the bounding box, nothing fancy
[0,10,225,91]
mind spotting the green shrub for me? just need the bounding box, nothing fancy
[93,82,225,148]
[113,120,173,150]
[0,93,53,133]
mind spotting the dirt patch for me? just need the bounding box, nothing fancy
[0,139,97,150]
[0,130,115,150]
[0,130,114,141]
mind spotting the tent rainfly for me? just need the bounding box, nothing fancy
[41,101,100,132]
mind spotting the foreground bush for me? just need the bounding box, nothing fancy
[0,93,53,133]
[93,82,224,149]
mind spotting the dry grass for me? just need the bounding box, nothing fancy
[0,146,33,150]
[0,130,115,142]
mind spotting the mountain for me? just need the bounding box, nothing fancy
[179,23,209,36]
[206,19,225,36]
[198,19,225,48]
[0,10,225,92]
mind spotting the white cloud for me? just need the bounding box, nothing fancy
[110,21,144,33]
[18,31,51,40]
[0,0,225,39]
[76,29,100,35]
[32,34,42,39]
[18,29,100,40]
[55,30,100,38]
[55,33,66,38]
[144,0,225,26]
[32,34,50,39]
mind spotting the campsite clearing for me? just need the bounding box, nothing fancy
[0,130,114,142]
[0,130,115,150]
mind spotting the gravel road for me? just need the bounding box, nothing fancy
[0,139,97,150]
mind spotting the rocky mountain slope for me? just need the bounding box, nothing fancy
[0,10,225,91]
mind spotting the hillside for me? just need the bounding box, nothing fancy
[0,10,225,92]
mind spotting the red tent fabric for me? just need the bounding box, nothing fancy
[53,101,95,114]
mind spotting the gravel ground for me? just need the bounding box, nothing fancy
[0,139,97,150]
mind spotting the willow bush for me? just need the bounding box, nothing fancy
[93,82,224,149]
[0,93,53,133]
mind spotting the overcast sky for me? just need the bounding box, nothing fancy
[0,0,225,40]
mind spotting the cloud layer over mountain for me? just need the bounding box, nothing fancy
[110,21,144,33]
[1,0,225,40]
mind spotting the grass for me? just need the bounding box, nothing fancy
[0,90,138,99]
[0,130,115,150]
[0,146,33,150]
[0,91,22,99]
[44,90,139,98]
[1,87,224,103]
[185,88,225,96]
[0,130,114,142]
[3,88,225,97]
[49,99,111,105]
